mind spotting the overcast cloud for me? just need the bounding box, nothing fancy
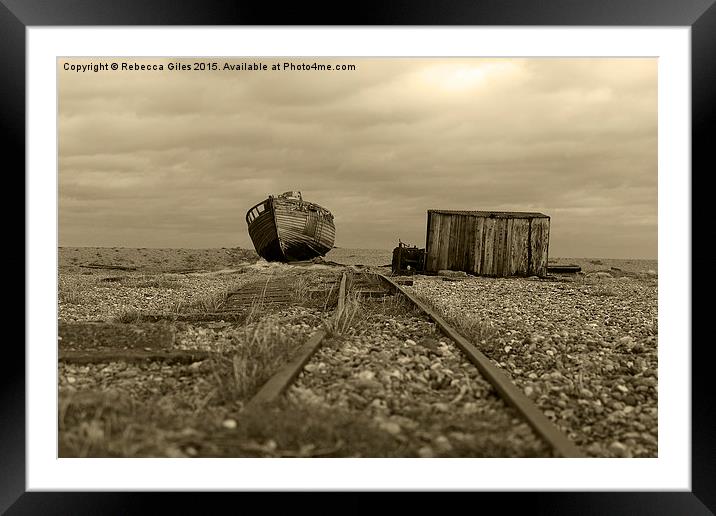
[59,58,657,258]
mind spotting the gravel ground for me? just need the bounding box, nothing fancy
[407,273,658,457]
[58,260,322,322]
[57,248,657,458]
[58,271,253,321]
[175,306,323,352]
[59,305,326,458]
[287,297,552,458]
[59,360,226,457]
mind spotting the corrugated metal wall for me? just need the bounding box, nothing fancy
[425,211,550,277]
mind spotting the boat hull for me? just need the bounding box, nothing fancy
[246,193,335,262]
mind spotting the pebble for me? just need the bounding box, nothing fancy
[379,421,402,435]
[419,337,440,353]
[433,402,450,412]
[221,418,237,430]
[608,441,630,458]
[418,446,435,458]
[433,435,453,453]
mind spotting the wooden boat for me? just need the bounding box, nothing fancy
[246,191,336,262]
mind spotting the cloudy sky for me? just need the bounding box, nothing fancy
[59,57,657,258]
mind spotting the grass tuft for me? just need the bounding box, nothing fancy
[322,291,361,336]
[412,292,498,345]
[59,289,83,305]
[589,284,617,297]
[209,316,304,401]
[114,309,142,323]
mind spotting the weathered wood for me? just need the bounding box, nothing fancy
[473,217,484,275]
[547,264,581,273]
[79,263,138,271]
[59,349,211,364]
[538,218,551,276]
[377,274,584,458]
[494,218,506,277]
[241,330,328,411]
[425,210,549,277]
[438,214,452,271]
[449,214,463,270]
[483,217,496,275]
[59,322,175,350]
[512,218,530,275]
[463,216,472,272]
[426,212,440,271]
[529,217,550,276]
[504,218,514,276]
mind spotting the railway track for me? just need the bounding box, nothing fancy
[238,269,583,458]
[59,266,583,458]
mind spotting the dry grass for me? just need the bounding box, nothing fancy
[412,291,498,345]
[215,403,413,457]
[209,316,305,401]
[59,390,163,457]
[322,291,362,336]
[114,309,142,323]
[121,275,181,289]
[588,284,618,297]
[59,288,83,305]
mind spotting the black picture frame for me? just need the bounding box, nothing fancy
[7,0,712,513]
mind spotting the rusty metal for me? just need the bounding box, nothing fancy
[391,241,426,275]
[240,329,328,412]
[376,273,585,458]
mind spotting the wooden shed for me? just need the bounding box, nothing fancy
[425,210,550,277]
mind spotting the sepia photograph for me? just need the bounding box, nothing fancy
[58,56,658,459]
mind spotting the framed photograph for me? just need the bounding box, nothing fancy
[9,0,712,512]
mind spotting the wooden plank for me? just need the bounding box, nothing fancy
[59,349,211,364]
[425,212,438,271]
[448,214,462,270]
[482,217,495,275]
[535,218,551,277]
[426,213,438,271]
[241,330,328,411]
[528,218,537,276]
[512,218,530,275]
[462,215,471,271]
[377,274,584,458]
[548,264,581,273]
[493,218,505,277]
[501,218,509,276]
[465,215,475,272]
[473,217,484,275]
[79,264,137,271]
[447,214,457,270]
[530,218,541,276]
[438,214,452,271]
[59,322,174,350]
[500,218,509,276]
[504,218,514,276]
[492,219,501,276]
[457,215,466,270]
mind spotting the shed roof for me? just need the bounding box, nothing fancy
[428,209,549,219]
